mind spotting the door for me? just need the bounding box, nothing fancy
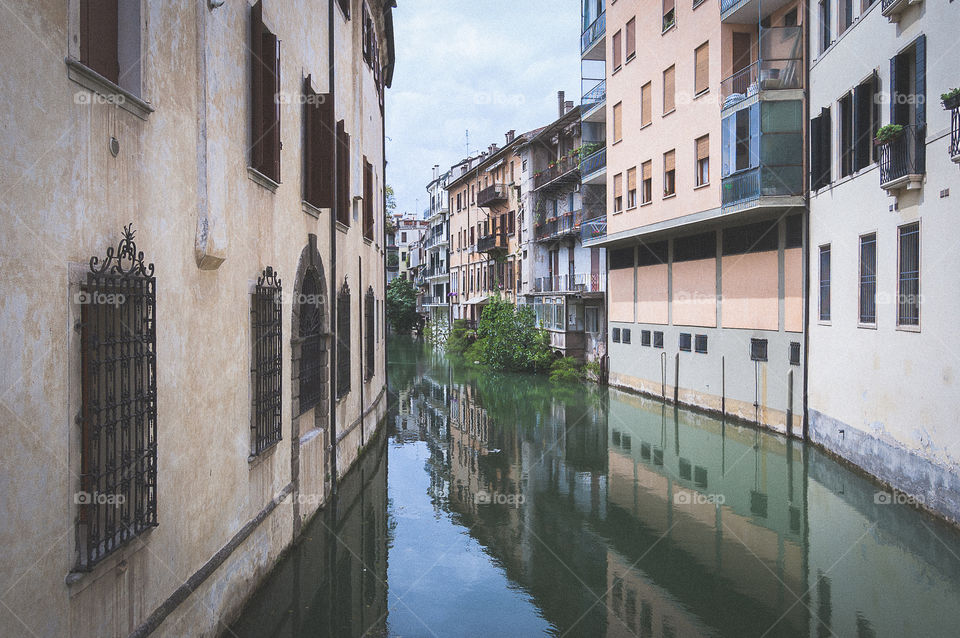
[591,248,600,292]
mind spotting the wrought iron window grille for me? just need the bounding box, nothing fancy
[252,266,282,455]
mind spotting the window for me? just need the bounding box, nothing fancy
[337,282,352,398]
[641,82,652,127]
[365,287,375,379]
[663,66,676,113]
[750,338,768,361]
[612,327,621,343]
[626,18,637,61]
[663,0,676,31]
[337,0,350,19]
[303,79,335,208]
[898,223,920,326]
[695,135,709,186]
[77,225,157,570]
[819,0,831,54]
[641,160,652,204]
[839,93,854,177]
[585,307,600,333]
[627,167,637,208]
[614,173,623,212]
[663,150,676,196]
[641,330,652,346]
[695,334,708,353]
[679,333,692,351]
[653,331,664,348]
[839,0,852,34]
[853,74,881,170]
[622,329,632,344]
[363,159,374,239]
[789,342,801,366]
[722,220,778,255]
[77,0,142,96]
[613,101,623,142]
[251,1,281,182]
[508,210,516,234]
[859,233,877,325]
[253,267,283,455]
[694,42,709,96]
[613,29,623,70]
[336,120,351,225]
[810,107,832,189]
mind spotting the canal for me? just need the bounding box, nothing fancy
[229,337,960,637]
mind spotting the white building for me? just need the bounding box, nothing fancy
[423,166,452,327]
[807,0,960,521]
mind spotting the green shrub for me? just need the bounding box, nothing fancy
[386,278,420,334]
[469,297,553,372]
[549,357,582,383]
[446,319,475,355]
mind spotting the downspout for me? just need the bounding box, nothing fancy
[382,88,388,398]
[801,0,811,441]
[328,0,339,491]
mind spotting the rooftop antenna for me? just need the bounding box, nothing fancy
[465,129,470,155]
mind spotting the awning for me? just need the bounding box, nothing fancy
[464,295,489,305]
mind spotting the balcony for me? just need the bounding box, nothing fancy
[424,266,448,280]
[720,27,803,112]
[477,183,508,208]
[951,108,960,163]
[533,273,605,294]
[581,81,606,122]
[581,218,607,243]
[721,165,803,208]
[581,12,605,59]
[422,296,449,307]
[477,232,508,253]
[580,148,606,184]
[879,124,925,192]
[881,0,922,23]
[534,155,581,190]
[535,210,582,241]
[423,231,448,249]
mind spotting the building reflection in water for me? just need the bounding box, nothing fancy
[387,338,960,638]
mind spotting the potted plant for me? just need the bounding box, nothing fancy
[874,124,904,145]
[941,88,960,110]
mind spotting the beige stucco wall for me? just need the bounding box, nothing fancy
[721,251,779,330]
[636,264,669,325]
[672,258,717,327]
[608,267,635,322]
[0,1,390,636]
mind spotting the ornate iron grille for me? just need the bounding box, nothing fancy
[78,225,157,570]
[298,269,326,415]
[252,267,282,454]
[337,282,351,398]
[364,287,375,381]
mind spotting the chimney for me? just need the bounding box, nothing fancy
[565,100,574,114]
[432,164,439,180]
[488,143,498,154]
[558,91,565,118]
[505,129,516,144]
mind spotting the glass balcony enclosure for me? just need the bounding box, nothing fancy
[721,26,803,109]
[721,100,803,205]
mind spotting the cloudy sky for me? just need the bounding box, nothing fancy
[386,0,583,217]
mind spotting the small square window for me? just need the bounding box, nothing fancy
[641,330,651,346]
[695,334,707,353]
[622,329,632,344]
[789,342,801,366]
[679,333,692,351]
[612,327,621,343]
[653,331,664,348]
[750,338,768,361]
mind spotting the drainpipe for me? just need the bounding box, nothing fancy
[382,83,388,401]
[328,0,339,493]
[801,0,811,441]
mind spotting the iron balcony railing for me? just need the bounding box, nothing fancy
[422,296,448,306]
[534,273,605,293]
[950,108,960,159]
[582,80,606,109]
[423,231,448,249]
[721,61,758,105]
[580,147,606,177]
[534,155,581,190]
[477,232,508,252]
[879,124,925,187]
[722,167,762,205]
[424,265,447,279]
[581,218,607,242]
[477,183,509,207]
[581,12,605,54]
[535,210,582,241]
[720,26,803,109]
[720,0,741,13]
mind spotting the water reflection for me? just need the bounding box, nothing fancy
[231,338,960,637]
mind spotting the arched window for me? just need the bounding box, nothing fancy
[298,268,325,414]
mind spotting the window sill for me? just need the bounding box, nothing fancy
[302,200,327,218]
[248,167,280,192]
[641,200,652,207]
[662,23,676,35]
[613,65,622,75]
[694,89,710,100]
[663,193,677,200]
[625,53,636,64]
[896,324,921,333]
[612,139,623,146]
[663,108,676,118]
[818,320,831,326]
[694,182,710,190]
[639,122,652,131]
[612,209,624,215]
[335,221,350,234]
[626,205,638,211]
[248,440,279,467]
[66,58,154,120]
[857,322,877,330]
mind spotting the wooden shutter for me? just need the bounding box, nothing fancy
[852,80,871,171]
[663,0,675,16]
[663,66,675,113]
[809,114,822,189]
[613,102,622,141]
[613,30,622,69]
[914,34,926,133]
[695,43,709,95]
[614,173,622,198]
[251,2,264,173]
[626,19,636,59]
[627,167,637,192]
[80,0,119,83]
[337,0,351,19]
[696,135,709,162]
[251,1,280,182]
[664,150,676,173]
[337,120,350,225]
[641,83,651,126]
[642,160,651,181]
[363,158,373,239]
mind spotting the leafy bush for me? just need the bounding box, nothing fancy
[471,297,553,372]
[386,278,420,334]
[549,357,582,383]
[446,319,475,355]
[875,124,904,143]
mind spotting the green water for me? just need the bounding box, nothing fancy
[229,337,960,637]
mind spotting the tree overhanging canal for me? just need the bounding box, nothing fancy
[229,337,960,637]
